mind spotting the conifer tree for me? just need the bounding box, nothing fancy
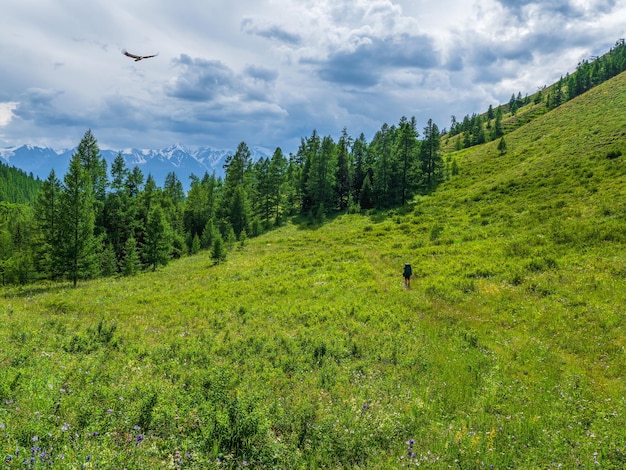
[394,116,419,205]
[335,128,352,211]
[200,218,217,250]
[58,154,99,286]
[190,233,201,255]
[33,170,63,279]
[498,137,508,156]
[371,123,394,206]
[419,119,443,192]
[359,174,375,210]
[143,204,172,271]
[229,185,250,239]
[100,242,118,277]
[211,233,226,264]
[351,133,368,205]
[268,147,287,224]
[121,236,142,276]
[75,130,108,236]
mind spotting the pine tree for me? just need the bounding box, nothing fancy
[190,234,201,255]
[491,107,504,140]
[268,147,287,224]
[211,233,226,264]
[497,137,508,156]
[229,185,250,239]
[33,170,63,279]
[75,129,107,236]
[371,123,394,207]
[201,218,217,250]
[335,128,352,211]
[121,236,142,276]
[58,154,99,286]
[419,119,443,192]
[305,134,337,216]
[351,133,368,205]
[100,242,118,277]
[359,174,375,210]
[143,204,172,271]
[394,116,419,205]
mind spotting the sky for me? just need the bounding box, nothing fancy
[1,0,624,154]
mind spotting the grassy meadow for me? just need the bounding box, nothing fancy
[1,73,626,468]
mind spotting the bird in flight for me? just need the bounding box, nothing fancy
[122,49,159,61]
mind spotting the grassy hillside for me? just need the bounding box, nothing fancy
[1,73,625,468]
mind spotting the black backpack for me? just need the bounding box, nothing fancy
[403,263,412,277]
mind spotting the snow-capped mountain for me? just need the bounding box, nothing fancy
[0,144,272,190]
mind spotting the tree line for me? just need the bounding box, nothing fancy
[448,39,626,150]
[1,117,450,286]
[0,161,42,204]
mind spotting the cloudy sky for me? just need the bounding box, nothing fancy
[1,0,624,154]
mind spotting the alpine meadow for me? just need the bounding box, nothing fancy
[1,47,626,468]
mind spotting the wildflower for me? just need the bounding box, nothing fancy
[135,434,144,446]
[32,436,39,443]
[62,424,69,432]
[0,423,5,429]
[5,455,12,462]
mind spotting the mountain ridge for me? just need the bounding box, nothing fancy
[0,143,273,188]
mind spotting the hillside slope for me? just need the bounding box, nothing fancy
[1,73,625,468]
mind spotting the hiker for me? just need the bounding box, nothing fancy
[403,262,412,288]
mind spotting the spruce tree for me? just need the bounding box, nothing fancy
[121,236,142,276]
[498,137,508,156]
[211,233,226,264]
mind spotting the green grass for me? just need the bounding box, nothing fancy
[1,73,626,469]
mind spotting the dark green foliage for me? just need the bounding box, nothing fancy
[121,236,141,276]
[144,204,172,271]
[0,161,42,204]
[211,232,226,263]
[497,137,507,156]
[58,154,99,286]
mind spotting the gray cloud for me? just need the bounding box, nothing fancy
[241,18,303,46]
[166,55,237,102]
[310,33,439,87]
[1,0,624,152]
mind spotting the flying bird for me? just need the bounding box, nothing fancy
[122,49,159,61]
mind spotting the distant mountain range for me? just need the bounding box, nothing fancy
[0,144,273,190]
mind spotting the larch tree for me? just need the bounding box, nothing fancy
[58,154,99,286]
[33,170,63,280]
[419,119,444,192]
[143,204,172,271]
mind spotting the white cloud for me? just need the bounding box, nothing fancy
[0,102,18,127]
[0,0,624,151]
